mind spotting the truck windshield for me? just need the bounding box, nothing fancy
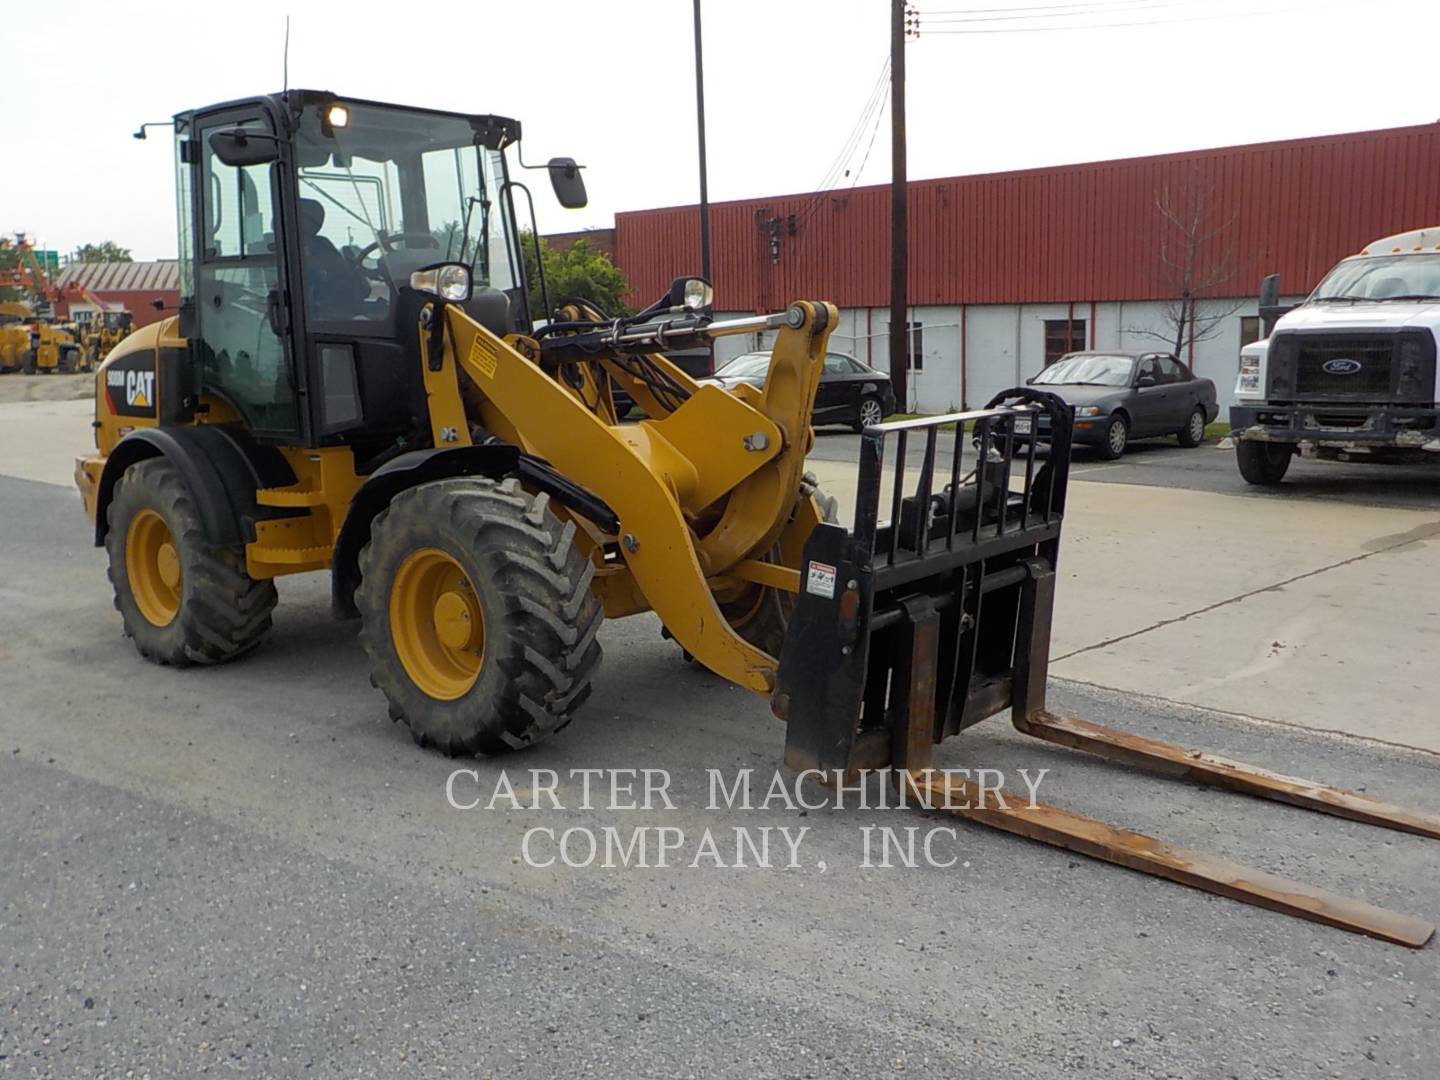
[293,101,519,322]
[1310,254,1440,302]
[1032,354,1134,387]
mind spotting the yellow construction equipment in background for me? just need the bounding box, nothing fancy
[76,90,1440,948]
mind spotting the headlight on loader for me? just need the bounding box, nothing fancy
[411,263,473,303]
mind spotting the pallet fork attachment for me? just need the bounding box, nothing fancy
[775,390,1437,947]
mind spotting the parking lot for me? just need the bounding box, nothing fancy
[2,397,1439,1076]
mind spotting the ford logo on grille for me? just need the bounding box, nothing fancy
[1322,358,1363,375]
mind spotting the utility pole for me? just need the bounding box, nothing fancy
[693,0,712,280]
[889,0,909,411]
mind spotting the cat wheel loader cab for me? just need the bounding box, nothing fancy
[78,90,1440,948]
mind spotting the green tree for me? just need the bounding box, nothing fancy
[70,241,133,264]
[0,240,22,303]
[520,231,631,319]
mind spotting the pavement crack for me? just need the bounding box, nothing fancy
[1052,524,1438,663]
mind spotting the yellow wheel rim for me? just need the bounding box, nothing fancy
[390,548,486,701]
[126,508,181,627]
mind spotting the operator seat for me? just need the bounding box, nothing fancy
[299,198,371,317]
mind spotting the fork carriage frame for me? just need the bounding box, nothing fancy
[776,390,1440,948]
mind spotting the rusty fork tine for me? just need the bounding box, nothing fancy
[1013,711,1440,841]
[907,772,1436,949]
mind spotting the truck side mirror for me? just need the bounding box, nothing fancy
[1258,273,1281,310]
[1258,272,1290,336]
[547,157,587,209]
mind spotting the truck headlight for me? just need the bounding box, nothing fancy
[1236,355,1261,394]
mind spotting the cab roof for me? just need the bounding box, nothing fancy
[1358,227,1440,256]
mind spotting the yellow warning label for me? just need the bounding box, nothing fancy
[469,337,499,379]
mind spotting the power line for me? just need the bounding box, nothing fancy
[916,2,1320,33]
[794,55,891,229]
[922,0,1200,14]
[920,0,1210,24]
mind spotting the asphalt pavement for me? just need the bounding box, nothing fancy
[807,427,1440,511]
[4,472,1440,1078]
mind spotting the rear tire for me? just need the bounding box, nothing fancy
[1096,414,1129,459]
[21,350,35,375]
[105,458,278,665]
[1177,406,1206,448]
[58,347,78,374]
[356,477,603,756]
[1236,440,1293,486]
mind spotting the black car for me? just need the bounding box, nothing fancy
[700,349,898,431]
[1026,351,1219,459]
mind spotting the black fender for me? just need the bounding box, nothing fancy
[330,443,620,619]
[94,426,296,548]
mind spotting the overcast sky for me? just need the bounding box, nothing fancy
[3,0,1435,261]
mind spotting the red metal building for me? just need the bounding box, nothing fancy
[53,260,181,329]
[614,123,1440,312]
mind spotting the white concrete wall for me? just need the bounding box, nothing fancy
[713,295,1305,414]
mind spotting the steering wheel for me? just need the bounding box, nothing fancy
[349,231,443,277]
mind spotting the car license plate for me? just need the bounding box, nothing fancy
[1014,415,1033,434]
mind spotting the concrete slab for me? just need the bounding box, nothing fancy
[0,397,93,491]
[807,455,1440,753]
[5,401,1436,752]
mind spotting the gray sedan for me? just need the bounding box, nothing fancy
[1027,351,1219,459]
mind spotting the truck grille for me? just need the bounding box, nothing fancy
[1293,339,1393,398]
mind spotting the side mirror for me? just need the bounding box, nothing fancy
[1259,271,1291,335]
[1258,272,1281,310]
[409,262,473,303]
[667,276,713,313]
[547,157,587,209]
[1136,374,1157,388]
[208,128,280,168]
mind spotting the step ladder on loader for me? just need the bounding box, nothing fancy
[776,390,1439,948]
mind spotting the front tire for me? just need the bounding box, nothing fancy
[1236,440,1293,486]
[356,478,603,756]
[21,350,35,375]
[1097,414,1129,459]
[105,458,278,665]
[1177,406,1206,448]
[852,394,886,433]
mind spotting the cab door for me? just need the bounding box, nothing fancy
[194,110,302,442]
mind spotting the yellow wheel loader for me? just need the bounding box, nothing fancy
[24,321,83,374]
[0,302,31,373]
[78,91,1440,946]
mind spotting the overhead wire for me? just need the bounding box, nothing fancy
[915,1,1333,33]
[793,55,891,230]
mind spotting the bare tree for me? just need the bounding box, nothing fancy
[1126,164,1246,358]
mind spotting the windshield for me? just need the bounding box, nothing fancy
[1032,354,1134,387]
[1310,254,1440,302]
[716,352,771,378]
[293,101,519,322]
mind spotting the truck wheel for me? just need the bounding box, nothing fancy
[1235,440,1293,486]
[1177,407,1206,448]
[105,458,278,665]
[356,477,603,756]
[21,350,36,375]
[58,348,78,374]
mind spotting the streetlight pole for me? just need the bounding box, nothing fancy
[889,0,909,411]
[693,0,712,280]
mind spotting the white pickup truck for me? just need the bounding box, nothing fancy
[1230,227,1440,484]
